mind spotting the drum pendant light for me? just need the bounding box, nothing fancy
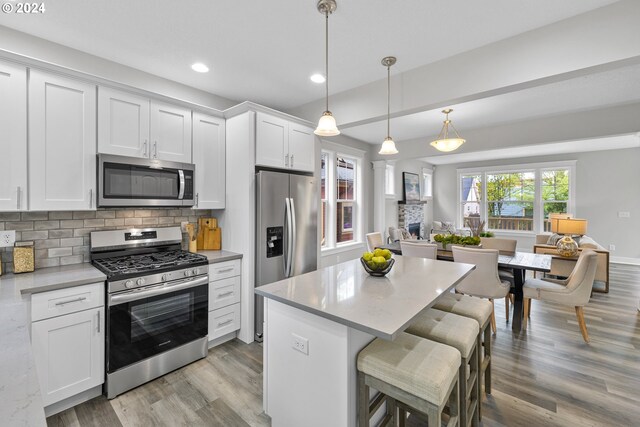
[379,56,398,155]
[314,0,340,136]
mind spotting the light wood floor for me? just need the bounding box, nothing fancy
[48,263,640,427]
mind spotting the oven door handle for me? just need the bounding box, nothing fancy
[178,170,185,200]
[108,275,208,306]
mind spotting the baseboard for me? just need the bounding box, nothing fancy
[208,331,237,348]
[610,256,640,266]
[44,385,102,417]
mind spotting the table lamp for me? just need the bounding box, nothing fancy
[556,218,587,257]
[549,213,573,233]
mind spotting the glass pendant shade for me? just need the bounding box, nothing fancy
[379,137,398,155]
[314,111,340,136]
[430,109,465,152]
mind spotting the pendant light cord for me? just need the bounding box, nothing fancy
[387,64,390,138]
[325,12,329,112]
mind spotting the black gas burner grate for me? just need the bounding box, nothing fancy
[93,250,208,277]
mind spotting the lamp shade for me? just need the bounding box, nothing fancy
[379,137,398,155]
[549,213,573,233]
[556,218,587,235]
[314,111,340,136]
[430,138,465,152]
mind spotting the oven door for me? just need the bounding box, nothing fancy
[107,275,208,373]
[98,154,195,207]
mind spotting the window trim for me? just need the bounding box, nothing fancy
[421,167,433,200]
[457,160,576,234]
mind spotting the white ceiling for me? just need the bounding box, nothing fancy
[0,0,619,111]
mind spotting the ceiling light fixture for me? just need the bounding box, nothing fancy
[379,56,398,155]
[191,63,209,73]
[310,73,326,84]
[430,109,466,152]
[314,0,340,137]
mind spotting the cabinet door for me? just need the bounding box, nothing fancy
[98,87,150,158]
[193,113,226,209]
[288,123,316,173]
[29,71,97,211]
[32,307,105,407]
[256,112,288,169]
[150,101,192,163]
[0,60,27,211]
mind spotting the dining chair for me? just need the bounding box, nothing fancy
[366,232,383,252]
[480,237,518,321]
[400,241,437,259]
[452,246,511,333]
[523,250,597,343]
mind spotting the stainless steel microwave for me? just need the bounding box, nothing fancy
[98,154,195,207]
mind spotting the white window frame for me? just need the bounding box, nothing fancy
[457,160,576,235]
[421,167,433,200]
[321,141,365,254]
[385,163,396,198]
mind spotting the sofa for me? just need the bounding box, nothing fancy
[533,233,610,293]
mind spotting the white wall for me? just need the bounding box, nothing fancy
[433,147,640,261]
[0,25,237,110]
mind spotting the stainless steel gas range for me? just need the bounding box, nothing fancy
[90,227,209,399]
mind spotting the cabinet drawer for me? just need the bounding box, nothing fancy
[209,259,241,281]
[208,303,240,340]
[32,282,104,322]
[209,276,241,310]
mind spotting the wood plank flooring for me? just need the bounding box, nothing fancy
[47,263,640,427]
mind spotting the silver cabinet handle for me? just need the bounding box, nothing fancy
[89,189,93,208]
[55,296,87,306]
[143,140,148,157]
[291,154,294,168]
[218,319,233,327]
[217,291,234,298]
[285,154,289,167]
[216,267,234,273]
[195,193,199,207]
[153,141,158,159]
[16,186,21,210]
[96,310,101,333]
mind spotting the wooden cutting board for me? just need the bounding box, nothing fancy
[197,218,221,250]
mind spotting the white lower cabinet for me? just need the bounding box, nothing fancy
[208,259,242,342]
[31,283,105,407]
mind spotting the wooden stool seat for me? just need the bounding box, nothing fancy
[357,332,461,427]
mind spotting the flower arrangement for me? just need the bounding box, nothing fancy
[433,234,481,250]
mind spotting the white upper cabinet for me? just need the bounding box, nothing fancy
[98,88,192,163]
[287,123,315,173]
[193,113,226,209]
[29,71,96,211]
[98,87,150,158]
[0,60,27,211]
[150,101,192,163]
[255,111,315,173]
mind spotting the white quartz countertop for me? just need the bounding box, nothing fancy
[196,250,243,264]
[255,256,475,340]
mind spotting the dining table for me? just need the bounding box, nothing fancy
[377,242,553,332]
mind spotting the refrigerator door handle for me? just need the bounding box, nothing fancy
[290,197,297,275]
[283,197,292,277]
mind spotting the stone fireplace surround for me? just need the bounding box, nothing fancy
[398,202,425,240]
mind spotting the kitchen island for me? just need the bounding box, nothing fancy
[255,256,475,427]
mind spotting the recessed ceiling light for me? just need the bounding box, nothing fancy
[310,73,325,83]
[191,63,209,73]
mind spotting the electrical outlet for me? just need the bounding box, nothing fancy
[609,244,616,251]
[618,211,631,218]
[291,333,309,355]
[0,230,16,247]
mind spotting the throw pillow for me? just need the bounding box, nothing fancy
[546,233,562,245]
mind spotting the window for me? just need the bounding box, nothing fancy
[385,164,395,197]
[421,168,433,199]
[458,161,575,233]
[321,145,364,251]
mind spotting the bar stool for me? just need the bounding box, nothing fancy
[357,332,460,427]
[406,309,479,427]
[432,293,493,420]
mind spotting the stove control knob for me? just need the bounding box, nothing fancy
[124,280,135,289]
[192,268,199,276]
[184,270,192,277]
[136,278,146,286]
[161,274,168,281]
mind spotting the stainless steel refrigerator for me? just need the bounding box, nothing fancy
[255,170,318,341]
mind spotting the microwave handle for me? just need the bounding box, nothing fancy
[178,170,185,199]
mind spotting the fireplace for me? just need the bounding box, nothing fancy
[408,223,421,239]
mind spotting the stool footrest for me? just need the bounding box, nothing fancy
[466,371,478,399]
[368,391,386,418]
[481,355,491,371]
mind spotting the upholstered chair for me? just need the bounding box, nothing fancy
[365,232,383,252]
[523,250,597,343]
[400,241,437,259]
[452,246,511,333]
[480,237,518,320]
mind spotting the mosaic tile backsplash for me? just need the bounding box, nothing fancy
[0,208,214,273]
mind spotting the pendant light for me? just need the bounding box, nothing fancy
[379,56,398,155]
[314,0,340,136]
[430,109,466,152]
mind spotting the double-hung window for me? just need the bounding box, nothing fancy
[458,161,575,233]
[321,144,363,251]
